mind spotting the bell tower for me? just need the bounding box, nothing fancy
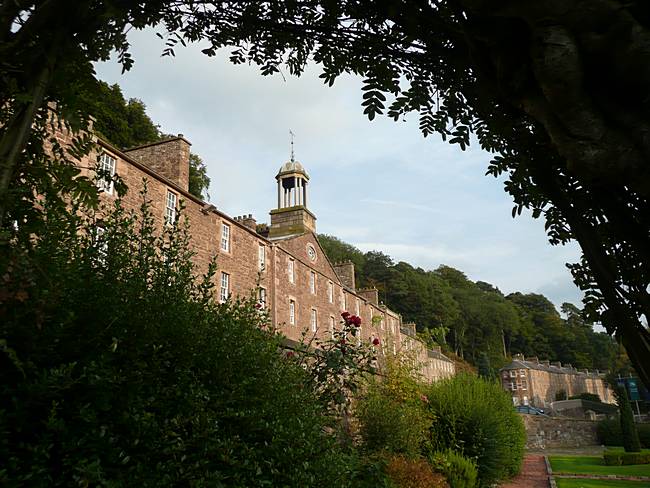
[269,149,317,238]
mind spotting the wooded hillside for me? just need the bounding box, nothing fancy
[318,234,619,371]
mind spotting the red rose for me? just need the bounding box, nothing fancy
[255,303,262,309]
[372,338,380,346]
[286,351,295,358]
[341,311,350,319]
[352,315,362,327]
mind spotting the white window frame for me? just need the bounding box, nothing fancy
[258,287,266,309]
[97,152,116,194]
[329,315,335,338]
[510,382,517,391]
[258,244,265,271]
[165,191,177,226]
[311,308,317,332]
[289,300,296,325]
[221,223,230,252]
[355,299,360,315]
[357,326,362,345]
[94,225,108,263]
[509,370,517,378]
[327,281,334,303]
[220,272,230,303]
[521,380,527,391]
[288,258,295,283]
[310,271,316,294]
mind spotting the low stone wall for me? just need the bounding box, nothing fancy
[521,414,599,449]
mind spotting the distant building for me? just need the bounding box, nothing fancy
[500,354,614,408]
[62,124,455,383]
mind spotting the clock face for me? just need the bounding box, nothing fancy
[307,244,317,262]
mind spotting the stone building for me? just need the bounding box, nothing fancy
[74,129,455,383]
[500,354,613,408]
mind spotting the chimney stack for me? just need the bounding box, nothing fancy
[333,261,356,291]
[124,135,191,192]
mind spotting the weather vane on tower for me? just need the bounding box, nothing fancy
[289,129,295,162]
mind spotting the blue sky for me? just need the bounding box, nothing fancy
[95,28,583,310]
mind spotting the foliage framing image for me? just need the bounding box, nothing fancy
[2,0,648,387]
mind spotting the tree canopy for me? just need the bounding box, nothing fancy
[76,80,211,200]
[1,0,648,386]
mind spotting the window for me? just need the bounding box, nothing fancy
[220,272,230,303]
[97,152,116,194]
[94,225,107,263]
[509,370,517,378]
[311,309,317,332]
[510,382,517,391]
[288,258,294,283]
[357,326,362,345]
[340,291,346,311]
[329,316,335,338]
[310,271,316,294]
[327,282,334,303]
[521,380,527,390]
[289,300,296,325]
[519,369,526,377]
[221,223,230,252]
[258,287,266,309]
[355,299,360,315]
[258,244,265,270]
[165,191,177,226]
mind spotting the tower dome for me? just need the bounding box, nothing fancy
[277,160,308,178]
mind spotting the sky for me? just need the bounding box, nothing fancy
[95,28,584,310]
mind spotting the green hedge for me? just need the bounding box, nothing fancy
[425,374,526,487]
[598,419,650,448]
[604,450,650,465]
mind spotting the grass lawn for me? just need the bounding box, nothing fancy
[549,455,650,477]
[556,479,650,488]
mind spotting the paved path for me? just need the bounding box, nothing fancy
[500,454,549,488]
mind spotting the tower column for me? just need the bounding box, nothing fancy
[303,180,307,208]
[277,179,281,208]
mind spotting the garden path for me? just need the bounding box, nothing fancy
[500,454,549,488]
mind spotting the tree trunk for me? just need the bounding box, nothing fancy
[0,60,54,229]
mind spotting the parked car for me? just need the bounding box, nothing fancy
[515,405,548,416]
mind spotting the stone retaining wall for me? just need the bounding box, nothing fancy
[521,414,599,449]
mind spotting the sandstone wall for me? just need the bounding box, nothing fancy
[521,414,599,449]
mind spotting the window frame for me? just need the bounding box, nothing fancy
[220,271,230,303]
[327,281,334,303]
[288,258,295,283]
[97,152,116,195]
[258,287,267,309]
[289,299,296,325]
[221,223,231,252]
[165,190,177,226]
[309,271,316,294]
[310,308,317,332]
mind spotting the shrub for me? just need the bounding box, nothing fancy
[356,357,432,458]
[385,455,449,488]
[430,450,478,488]
[598,418,624,446]
[604,450,650,465]
[598,418,650,448]
[569,392,601,403]
[0,191,376,487]
[425,373,526,487]
[616,386,641,452]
